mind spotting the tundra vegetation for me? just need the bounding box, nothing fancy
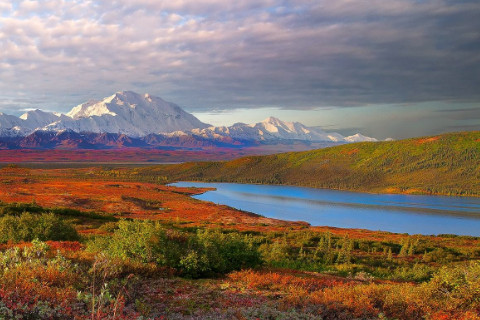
[130,131,480,197]
[0,132,479,319]
[0,200,479,318]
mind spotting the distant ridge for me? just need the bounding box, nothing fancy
[181,116,354,142]
[137,131,480,197]
[0,91,377,148]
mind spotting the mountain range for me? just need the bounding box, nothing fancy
[0,91,377,149]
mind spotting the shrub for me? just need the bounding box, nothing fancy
[390,263,435,282]
[424,261,480,310]
[0,240,80,319]
[0,240,141,319]
[94,219,168,263]
[0,201,44,216]
[0,212,79,243]
[88,220,262,278]
[191,229,262,277]
[423,247,461,263]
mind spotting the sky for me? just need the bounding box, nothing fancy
[0,0,479,139]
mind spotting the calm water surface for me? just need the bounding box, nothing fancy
[172,182,480,236]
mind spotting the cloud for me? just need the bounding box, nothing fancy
[434,106,480,121]
[0,0,479,127]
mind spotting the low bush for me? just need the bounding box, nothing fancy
[88,220,262,278]
[0,212,79,243]
[423,261,480,311]
[0,202,116,221]
[0,240,141,319]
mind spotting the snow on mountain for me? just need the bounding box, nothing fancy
[254,117,346,141]
[66,100,103,118]
[344,133,378,142]
[0,112,25,136]
[46,91,210,137]
[19,109,64,129]
[1,109,68,136]
[0,92,377,144]
[185,117,374,143]
[0,91,210,138]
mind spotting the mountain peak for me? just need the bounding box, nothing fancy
[262,116,283,124]
[112,90,142,100]
[344,133,378,142]
[57,91,210,137]
[17,109,61,132]
[20,109,58,120]
[20,109,40,120]
[258,116,302,134]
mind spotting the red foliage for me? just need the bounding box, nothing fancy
[229,269,353,293]
[46,240,84,252]
[0,147,278,163]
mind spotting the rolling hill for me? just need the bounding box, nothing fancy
[137,131,480,197]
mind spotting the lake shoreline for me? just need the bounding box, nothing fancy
[172,181,480,237]
[171,179,480,199]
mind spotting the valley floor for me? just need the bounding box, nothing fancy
[0,165,479,319]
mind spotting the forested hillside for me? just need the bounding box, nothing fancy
[137,131,480,196]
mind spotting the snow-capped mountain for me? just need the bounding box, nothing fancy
[0,91,377,148]
[45,91,210,137]
[20,109,65,129]
[176,117,376,143]
[0,112,25,136]
[0,91,209,138]
[344,133,378,142]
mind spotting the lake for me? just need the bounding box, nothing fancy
[171,182,480,236]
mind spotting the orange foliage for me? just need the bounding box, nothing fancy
[0,167,307,232]
[416,136,440,144]
[228,269,353,293]
[226,269,480,320]
[340,148,359,155]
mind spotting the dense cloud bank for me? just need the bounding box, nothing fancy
[0,0,479,138]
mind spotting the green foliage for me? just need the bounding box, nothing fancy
[0,201,44,215]
[424,261,480,309]
[91,219,168,264]
[98,221,119,233]
[390,263,435,282]
[88,220,262,278]
[0,201,116,221]
[422,247,461,263]
[136,131,480,196]
[0,239,72,273]
[0,212,79,243]
[252,230,480,282]
[196,229,262,274]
